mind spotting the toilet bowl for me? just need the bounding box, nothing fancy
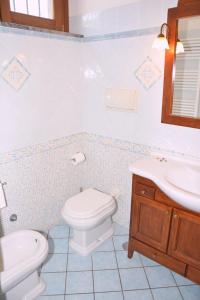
[61,188,117,256]
[0,230,48,300]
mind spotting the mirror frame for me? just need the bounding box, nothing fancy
[162,0,200,129]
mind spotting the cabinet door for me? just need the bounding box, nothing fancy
[168,209,200,269]
[131,195,172,252]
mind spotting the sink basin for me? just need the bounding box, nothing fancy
[129,155,200,213]
[165,165,200,197]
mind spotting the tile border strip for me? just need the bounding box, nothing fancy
[0,22,83,42]
[0,133,85,165]
[0,23,159,43]
[83,27,159,42]
[0,132,199,165]
[82,133,200,162]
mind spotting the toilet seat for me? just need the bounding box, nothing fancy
[61,188,117,255]
[62,188,115,219]
[62,203,116,230]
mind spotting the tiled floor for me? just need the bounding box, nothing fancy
[38,223,200,300]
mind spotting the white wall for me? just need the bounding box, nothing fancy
[69,0,177,36]
[69,0,141,16]
[0,33,83,153]
[0,136,83,234]
[1,0,200,234]
[81,36,200,158]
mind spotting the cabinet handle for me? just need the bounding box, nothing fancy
[153,253,157,259]
[174,214,178,218]
[165,210,170,215]
[141,190,146,195]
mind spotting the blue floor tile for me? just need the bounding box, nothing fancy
[41,223,200,300]
[66,294,94,300]
[48,225,69,238]
[145,266,176,288]
[95,238,114,252]
[119,268,149,290]
[38,296,64,300]
[66,271,93,294]
[124,289,153,300]
[40,272,66,295]
[68,253,92,271]
[95,291,123,300]
[140,255,159,267]
[92,251,117,270]
[172,272,195,286]
[42,254,67,272]
[69,228,73,237]
[179,285,200,300]
[68,242,76,254]
[112,236,128,251]
[116,251,142,268]
[68,238,114,254]
[48,238,68,254]
[94,270,121,292]
[113,223,129,236]
[152,287,183,300]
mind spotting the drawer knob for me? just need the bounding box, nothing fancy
[174,214,178,218]
[153,253,157,259]
[141,190,146,195]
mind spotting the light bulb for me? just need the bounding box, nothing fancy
[176,39,184,54]
[152,34,169,51]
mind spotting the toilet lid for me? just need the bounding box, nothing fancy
[64,188,114,219]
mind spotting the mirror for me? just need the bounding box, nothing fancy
[172,16,200,119]
[162,0,200,128]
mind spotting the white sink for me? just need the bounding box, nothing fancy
[129,155,200,213]
[165,165,200,197]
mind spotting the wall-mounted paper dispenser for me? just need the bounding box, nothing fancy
[105,88,138,111]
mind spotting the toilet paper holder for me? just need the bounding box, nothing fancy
[70,152,86,165]
[0,181,7,186]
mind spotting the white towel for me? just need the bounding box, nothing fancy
[0,183,6,209]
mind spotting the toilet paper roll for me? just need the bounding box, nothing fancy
[70,152,86,165]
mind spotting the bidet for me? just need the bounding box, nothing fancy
[0,230,48,300]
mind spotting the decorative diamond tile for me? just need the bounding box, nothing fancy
[2,57,30,90]
[135,57,161,89]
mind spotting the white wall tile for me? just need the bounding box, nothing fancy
[82,35,200,158]
[0,135,83,234]
[0,33,83,153]
[1,0,200,236]
[69,0,177,36]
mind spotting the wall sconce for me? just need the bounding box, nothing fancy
[152,23,184,54]
[152,23,169,51]
[176,38,184,54]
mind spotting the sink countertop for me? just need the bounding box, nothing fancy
[129,155,200,213]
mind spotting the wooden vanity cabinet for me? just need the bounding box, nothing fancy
[131,196,172,252]
[128,175,200,284]
[168,209,200,270]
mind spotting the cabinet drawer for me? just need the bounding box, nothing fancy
[132,238,186,275]
[135,183,155,199]
[187,266,200,285]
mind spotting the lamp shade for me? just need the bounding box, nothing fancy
[176,39,184,54]
[152,34,169,51]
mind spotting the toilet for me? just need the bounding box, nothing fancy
[61,188,117,256]
[0,230,48,300]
